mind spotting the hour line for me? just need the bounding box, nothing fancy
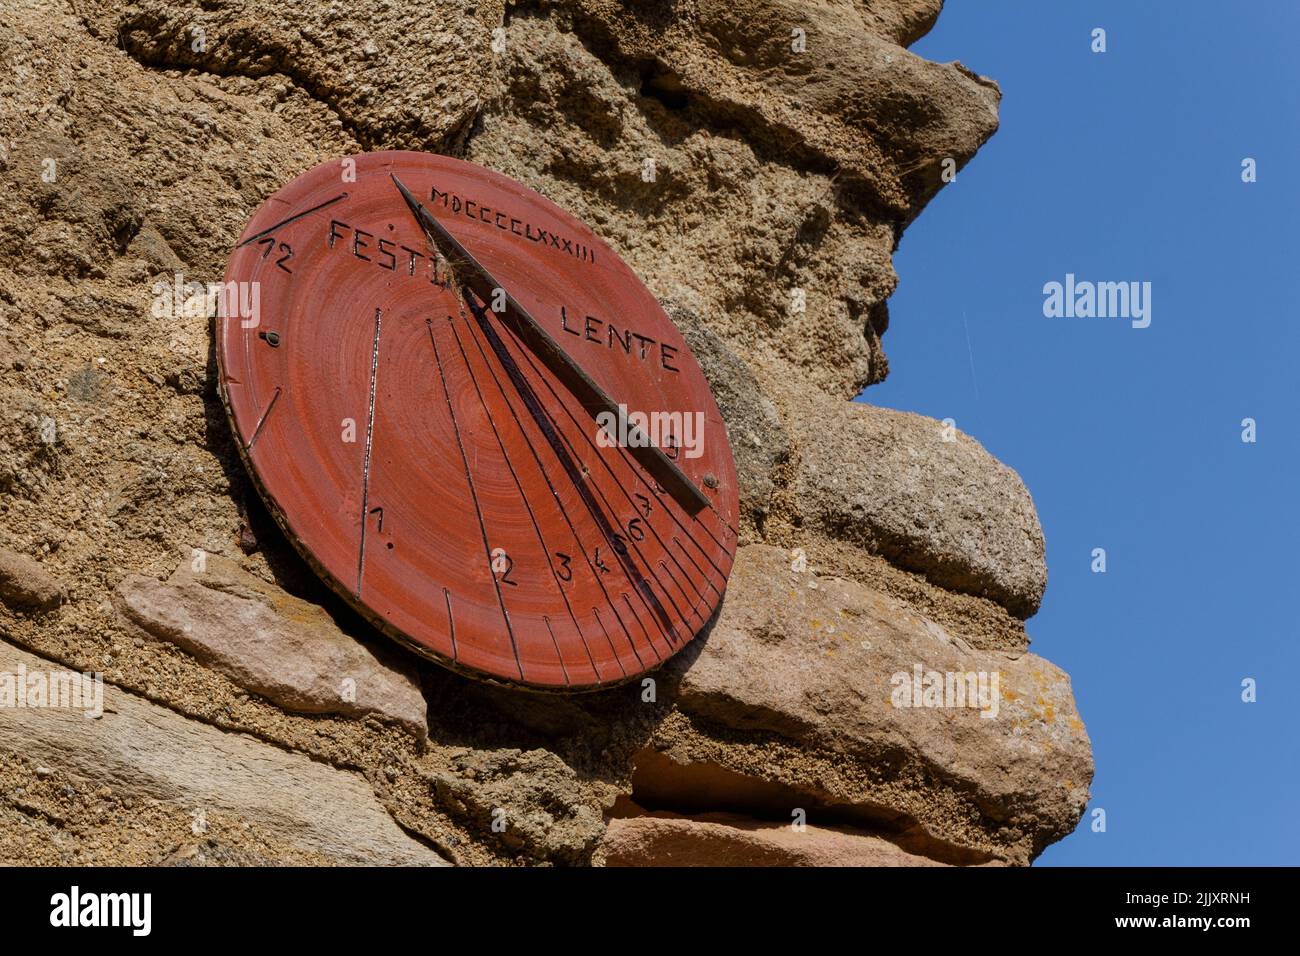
[236,193,349,249]
[460,298,679,666]
[355,307,383,597]
[426,317,525,682]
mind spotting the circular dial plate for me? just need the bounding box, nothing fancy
[218,151,739,690]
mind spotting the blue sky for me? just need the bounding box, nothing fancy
[862,1,1300,865]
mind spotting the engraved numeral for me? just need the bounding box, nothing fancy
[257,236,294,273]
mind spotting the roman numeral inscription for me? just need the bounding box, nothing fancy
[429,186,597,265]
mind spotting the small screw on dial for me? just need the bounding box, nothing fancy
[259,331,281,347]
[703,473,719,489]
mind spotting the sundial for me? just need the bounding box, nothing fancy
[217,151,739,689]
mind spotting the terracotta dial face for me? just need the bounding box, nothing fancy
[217,151,739,690]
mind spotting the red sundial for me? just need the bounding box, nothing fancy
[217,151,739,689]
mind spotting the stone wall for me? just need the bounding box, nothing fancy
[0,0,1090,866]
